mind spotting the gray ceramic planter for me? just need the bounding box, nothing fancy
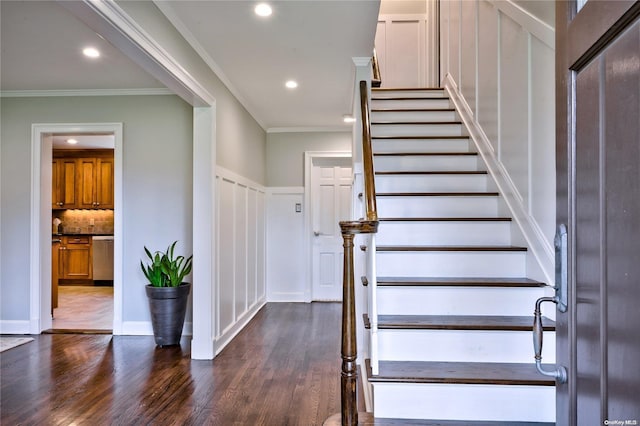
[145,283,191,347]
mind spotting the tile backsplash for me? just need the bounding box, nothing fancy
[53,209,114,234]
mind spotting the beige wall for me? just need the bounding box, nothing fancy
[0,95,192,323]
[266,131,352,187]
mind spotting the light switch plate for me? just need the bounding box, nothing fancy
[295,203,302,213]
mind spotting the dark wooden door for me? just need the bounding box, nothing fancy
[556,1,640,425]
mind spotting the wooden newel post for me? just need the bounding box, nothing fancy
[340,228,358,426]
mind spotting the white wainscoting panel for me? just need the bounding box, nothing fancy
[461,0,477,116]
[214,167,266,354]
[376,14,431,88]
[477,0,499,151]
[266,187,306,302]
[440,0,555,283]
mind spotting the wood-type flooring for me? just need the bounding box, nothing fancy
[52,285,113,331]
[1,303,347,425]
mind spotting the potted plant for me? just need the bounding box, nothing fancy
[141,241,193,347]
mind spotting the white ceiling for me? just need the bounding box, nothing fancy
[1,0,380,131]
[52,134,115,150]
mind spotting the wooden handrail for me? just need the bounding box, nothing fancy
[360,80,378,222]
[372,49,382,87]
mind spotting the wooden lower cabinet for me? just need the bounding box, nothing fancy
[59,236,92,280]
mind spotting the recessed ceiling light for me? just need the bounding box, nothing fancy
[82,47,100,58]
[343,115,356,123]
[255,3,272,17]
[67,139,78,145]
[285,80,298,89]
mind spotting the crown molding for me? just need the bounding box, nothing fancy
[0,88,174,98]
[267,126,352,134]
[352,57,372,67]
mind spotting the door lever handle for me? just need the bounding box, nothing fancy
[531,223,570,383]
[533,296,567,383]
[314,231,321,236]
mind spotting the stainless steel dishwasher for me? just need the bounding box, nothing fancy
[92,236,114,284]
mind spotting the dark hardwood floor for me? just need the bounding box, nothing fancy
[1,303,349,425]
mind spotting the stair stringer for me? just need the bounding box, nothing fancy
[443,73,554,287]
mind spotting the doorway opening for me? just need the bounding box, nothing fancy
[31,123,123,335]
[51,133,115,332]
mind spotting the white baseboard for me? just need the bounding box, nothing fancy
[0,320,32,334]
[267,291,307,302]
[215,299,266,355]
[443,73,554,285]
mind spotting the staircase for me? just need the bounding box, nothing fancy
[363,87,556,424]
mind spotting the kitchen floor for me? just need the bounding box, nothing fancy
[53,286,113,331]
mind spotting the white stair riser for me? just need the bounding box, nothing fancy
[372,90,446,98]
[376,287,544,316]
[372,138,471,153]
[372,383,555,422]
[371,110,456,122]
[376,221,511,245]
[375,175,488,192]
[377,196,498,217]
[376,251,526,278]
[374,155,480,172]
[376,330,555,363]
[372,98,451,109]
[372,123,463,137]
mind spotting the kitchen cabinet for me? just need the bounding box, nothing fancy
[52,158,78,209]
[52,239,60,313]
[52,151,114,209]
[59,236,93,280]
[78,157,114,209]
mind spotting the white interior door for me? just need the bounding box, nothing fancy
[311,157,352,301]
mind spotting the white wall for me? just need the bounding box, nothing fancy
[0,95,192,329]
[214,167,266,354]
[440,0,556,282]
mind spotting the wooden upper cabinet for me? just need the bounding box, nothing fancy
[52,158,78,209]
[78,158,97,209]
[52,150,114,209]
[96,158,114,209]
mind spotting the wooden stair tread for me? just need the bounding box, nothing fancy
[366,359,556,386]
[372,97,450,101]
[372,121,462,125]
[373,136,469,140]
[376,277,545,287]
[356,412,554,425]
[372,87,445,91]
[374,152,476,156]
[377,245,527,252]
[363,313,555,331]
[375,171,487,175]
[376,192,498,197]
[379,217,512,222]
[372,108,455,112]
